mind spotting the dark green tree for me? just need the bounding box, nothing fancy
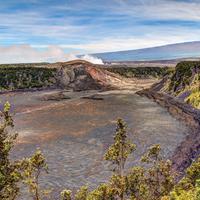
[104,118,136,200]
[104,118,136,176]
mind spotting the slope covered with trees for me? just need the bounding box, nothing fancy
[105,66,173,79]
[157,61,200,109]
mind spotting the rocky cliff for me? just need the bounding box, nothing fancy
[55,60,120,91]
[137,61,200,176]
[54,60,160,91]
[137,89,200,175]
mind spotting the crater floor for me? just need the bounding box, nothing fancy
[0,89,190,199]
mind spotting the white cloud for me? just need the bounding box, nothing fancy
[1,0,200,59]
[113,0,200,21]
[0,45,72,64]
[0,45,103,64]
[0,11,86,39]
[59,28,200,53]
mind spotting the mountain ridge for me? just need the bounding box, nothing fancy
[92,41,200,62]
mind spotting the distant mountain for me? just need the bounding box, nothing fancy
[92,41,200,62]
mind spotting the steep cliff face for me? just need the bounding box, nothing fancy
[56,60,106,91]
[153,61,200,109]
[137,61,200,174]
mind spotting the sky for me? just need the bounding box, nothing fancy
[1,0,200,63]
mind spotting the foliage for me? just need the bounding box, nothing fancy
[104,118,136,200]
[106,67,173,79]
[127,166,149,199]
[170,181,200,200]
[170,158,200,200]
[168,61,200,94]
[61,189,72,200]
[0,63,49,69]
[0,102,21,200]
[74,186,88,200]
[186,90,200,109]
[160,61,200,109]
[18,150,49,200]
[142,145,175,199]
[104,119,136,176]
[126,145,175,200]
[0,67,57,90]
[86,184,117,200]
[0,102,48,200]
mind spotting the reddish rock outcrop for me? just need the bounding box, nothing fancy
[53,60,146,91]
[54,60,103,91]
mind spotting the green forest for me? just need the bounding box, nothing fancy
[0,66,56,90]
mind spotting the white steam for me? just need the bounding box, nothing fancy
[0,45,104,64]
[79,54,104,64]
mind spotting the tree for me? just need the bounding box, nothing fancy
[87,183,116,200]
[19,149,49,200]
[61,189,72,200]
[141,145,175,200]
[104,118,136,177]
[127,166,149,200]
[104,118,136,200]
[0,102,21,200]
[127,145,175,200]
[74,186,88,200]
[170,158,200,200]
[0,102,48,200]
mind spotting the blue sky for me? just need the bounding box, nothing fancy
[1,0,200,63]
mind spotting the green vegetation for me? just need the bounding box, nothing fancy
[168,61,200,93]
[170,157,200,200]
[160,61,200,109]
[18,150,49,200]
[0,104,199,200]
[0,102,20,200]
[0,102,48,200]
[0,67,57,90]
[106,67,173,79]
[0,63,48,69]
[186,90,200,109]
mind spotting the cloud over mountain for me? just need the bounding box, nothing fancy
[0,45,104,64]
